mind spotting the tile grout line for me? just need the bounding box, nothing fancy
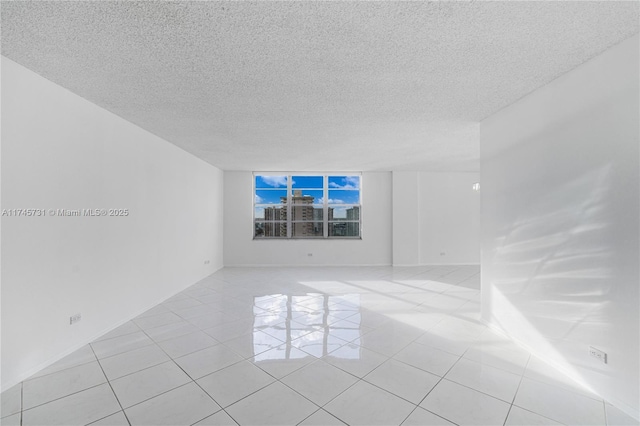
[403,347,467,426]
[20,381,23,426]
[22,355,101,383]
[250,307,408,425]
[280,358,362,409]
[192,360,275,425]
[276,296,468,422]
[220,265,476,426]
[94,346,172,382]
[455,345,531,377]
[16,265,593,426]
[504,354,584,426]
[502,352,532,426]
[522,372,606,404]
[138,324,245,426]
[92,335,157,360]
[92,323,142,344]
[295,407,325,426]
[89,344,132,426]
[18,382,107,416]
[362,323,474,424]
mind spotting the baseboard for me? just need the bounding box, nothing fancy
[223,263,479,268]
[223,263,392,267]
[391,263,480,267]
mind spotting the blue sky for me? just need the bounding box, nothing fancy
[255,190,287,204]
[327,190,359,204]
[329,176,359,189]
[256,175,360,189]
[255,175,287,188]
[292,176,322,188]
[255,175,360,205]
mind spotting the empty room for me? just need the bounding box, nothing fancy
[1,1,639,425]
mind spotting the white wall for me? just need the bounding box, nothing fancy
[392,172,420,265]
[481,34,639,419]
[223,171,392,266]
[1,57,224,391]
[392,171,480,266]
[418,172,480,264]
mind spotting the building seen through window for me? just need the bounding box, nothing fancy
[254,174,361,239]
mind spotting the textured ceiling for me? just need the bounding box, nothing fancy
[2,1,638,172]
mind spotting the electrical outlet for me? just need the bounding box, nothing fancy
[440,252,446,256]
[70,313,82,325]
[307,253,313,257]
[589,346,607,364]
[204,260,210,264]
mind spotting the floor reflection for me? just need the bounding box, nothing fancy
[253,294,361,360]
[7,265,630,426]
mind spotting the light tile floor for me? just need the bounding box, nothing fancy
[1,266,638,426]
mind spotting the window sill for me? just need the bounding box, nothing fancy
[252,237,363,241]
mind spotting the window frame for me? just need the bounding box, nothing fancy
[253,172,362,240]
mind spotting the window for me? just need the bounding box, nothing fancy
[254,173,361,239]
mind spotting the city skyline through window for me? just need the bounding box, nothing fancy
[254,174,361,239]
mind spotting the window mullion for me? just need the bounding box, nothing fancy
[323,175,328,238]
[287,175,292,238]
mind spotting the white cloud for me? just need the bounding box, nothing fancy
[260,176,288,188]
[329,176,359,189]
[318,197,345,204]
[255,194,264,203]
